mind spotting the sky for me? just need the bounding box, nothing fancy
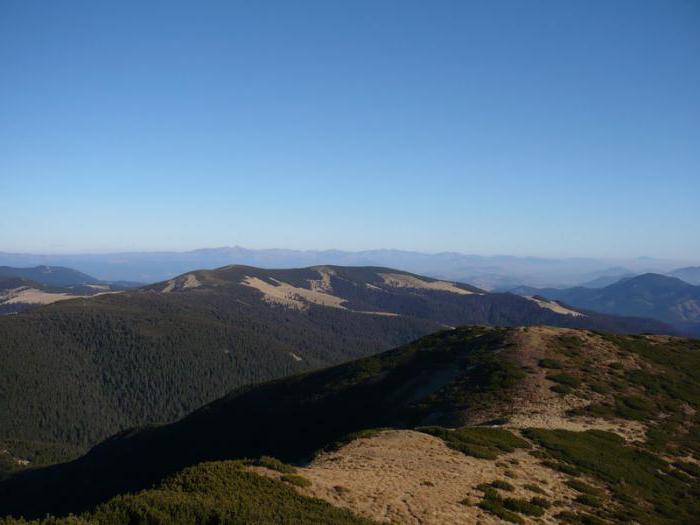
[1,0,699,259]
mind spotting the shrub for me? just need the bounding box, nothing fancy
[490,479,515,491]
[502,497,545,516]
[566,479,604,497]
[281,474,312,488]
[551,384,573,395]
[589,383,610,394]
[523,483,547,495]
[575,494,601,508]
[530,496,551,509]
[546,373,581,388]
[479,497,525,524]
[3,461,372,524]
[539,359,563,369]
[524,428,700,524]
[418,426,530,460]
[247,455,297,474]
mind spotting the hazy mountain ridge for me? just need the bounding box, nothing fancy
[668,266,700,286]
[0,266,136,315]
[1,248,693,289]
[510,273,700,336]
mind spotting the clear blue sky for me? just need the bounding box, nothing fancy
[1,0,698,258]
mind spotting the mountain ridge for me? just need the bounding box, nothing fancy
[1,326,699,524]
[510,273,700,336]
[0,265,672,453]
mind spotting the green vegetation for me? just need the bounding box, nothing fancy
[565,479,604,497]
[0,461,373,524]
[522,483,547,495]
[529,496,551,509]
[538,358,563,369]
[554,335,584,357]
[280,474,312,488]
[476,483,550,523]
[524,428,700,524]
[0,272,447,448]
[575,494,602,508]
[490,479,515,491]
[546,373,581,388]
[245,456,297,474]
[479,497,524,524]
[418,426,530,460]
[550,384,573,394]
[502,497,546,516]
[0,440,82,480]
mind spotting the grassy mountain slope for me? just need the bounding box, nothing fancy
[2,326,699,524]
[0,266,673,452]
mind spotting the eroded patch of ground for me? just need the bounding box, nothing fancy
[379,273,479,295]
[254,430,584,524]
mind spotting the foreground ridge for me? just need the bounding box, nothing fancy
[1,326,699,524]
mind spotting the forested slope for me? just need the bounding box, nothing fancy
[0,265,673,455]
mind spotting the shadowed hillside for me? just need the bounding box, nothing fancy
[1,326,699,524]
[0,265,672,455]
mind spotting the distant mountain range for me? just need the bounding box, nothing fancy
[668,266,700,285]
[510,273,700,336]
[0,264,672,458]
[0,266,139,315]
[0,247,694,289]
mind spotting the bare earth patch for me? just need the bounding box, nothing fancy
[291,430,581,524]
[379,273,479,295]
[525,296,585,317]
[2,287,81,305]
[241,270,399,316]
[241,276,347,310]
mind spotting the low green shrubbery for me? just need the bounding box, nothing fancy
[245,455,297,474]
[538,359,563,369]
[524,428,700,524]
[575,494,601,508]
[490,479,515,491]
[502,497,545,516]
[0,461,372,524]
[522,483,547,495]
[565,479,603,497]
[551,384,572,395]
[281,474,312,488]
[546,373,581,388]
[418,426,530,460]
[476,482,550,523]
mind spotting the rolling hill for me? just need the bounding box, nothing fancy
[0,265,674,455]
[1,326,698,524]
[0,266,138,315]
[510,273,700,337]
